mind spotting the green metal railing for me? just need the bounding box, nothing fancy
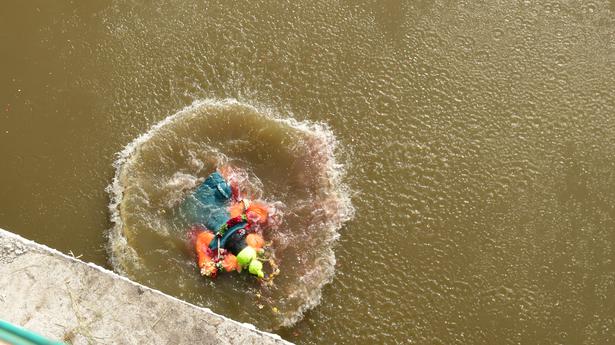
[0,320,64,345]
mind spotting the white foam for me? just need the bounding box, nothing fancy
[107,98,355,327]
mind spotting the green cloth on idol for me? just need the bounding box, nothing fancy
[249,260,265,278]
[180,171,232,231]
[237,246,256,268]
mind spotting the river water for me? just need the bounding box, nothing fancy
[1,0,615,344]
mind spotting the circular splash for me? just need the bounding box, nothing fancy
[107,99,353,329]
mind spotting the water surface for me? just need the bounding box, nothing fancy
[1,0,615,344]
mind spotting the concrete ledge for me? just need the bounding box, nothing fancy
[0,228,292,345]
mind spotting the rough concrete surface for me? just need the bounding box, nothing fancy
[0,228,292,345]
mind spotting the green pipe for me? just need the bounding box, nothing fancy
[0,320,65,345]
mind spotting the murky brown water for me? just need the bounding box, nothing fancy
[2,0,615,344]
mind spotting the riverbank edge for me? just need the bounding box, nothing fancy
[0,227,293,345]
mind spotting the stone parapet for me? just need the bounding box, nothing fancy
[0,228,292,345]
